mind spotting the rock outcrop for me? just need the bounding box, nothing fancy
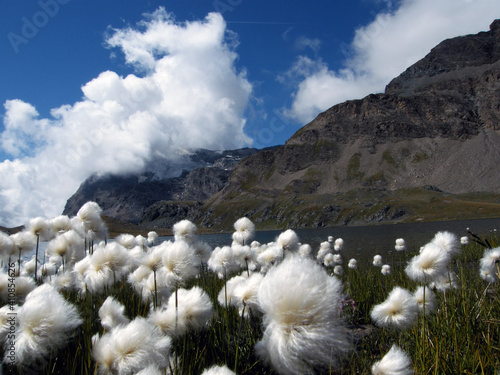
[63,148,258,224]
[64,20,500,231]
[200,20,500,228]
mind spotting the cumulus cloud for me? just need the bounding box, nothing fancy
[285,0,500,123]
[0,9,252,226]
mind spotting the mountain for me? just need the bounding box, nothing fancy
[197,20,500,229]
[62,148,259,224]
[65,20,500,231]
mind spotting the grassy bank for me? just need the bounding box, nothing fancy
[1,215,499,374]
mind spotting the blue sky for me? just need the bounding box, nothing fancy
[0,0,385,153]
[0,0,499,226]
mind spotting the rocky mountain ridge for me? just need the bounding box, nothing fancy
[64,20,500,231]
[62,148,259,224]
[197,20,500,229]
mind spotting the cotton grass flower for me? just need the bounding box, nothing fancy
[373,255,383,267]
[430,272,459,292]
[479,247,500,283]
[201,365,236,375]
[141,244,165,272]
[173,219,197,243]
[480,268,497,283]
[100,242,131,275]
[217,274,246,307]
[381,264,391,275]
[231,244,258,273]
[10,230,36,259]
[405,242,451,283]
[317,241,332,262]
[115,234,138,249]
[299,243,312,257]
[395,238,406,251]
[130,270,172,305]
[74,201,108,242]
[323,253,335,267]
[28,216,55,245]
[232,217,256,245]
[148,286,213,337]
[276,229,300,253]
[256,255,351,374]
[10,284,82,365]
[81,249,116,293]
[256,244,284,273]
[431,231,460,256]
[161,240,200,289]
[46,229,86,266]
[208,246,238,279]
[135,365,164,375]
[371,344,413,375]
[50,214,72,234]
[92,317,171,375]
[334,238,344,251]
[50,270,77,292]
[0,232,14,260]
[370,287,418,330]
[99,296,130,331]
[39,257,60,278]
[147,231,159,246]
[348,258,358,269]
[334,265,343,276]
[20,255,38,277]
[460,236,469,245]
[232,272,264,318]
[413,286,436,315]
[0,272,36,305]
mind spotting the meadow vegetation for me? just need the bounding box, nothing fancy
[0,202,499,374]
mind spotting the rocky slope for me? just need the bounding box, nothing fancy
[63,148,258,224]
[196,20,500,229]
[65,20,500,231]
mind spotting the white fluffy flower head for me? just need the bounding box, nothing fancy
[173,219,197,243]
[405,242,451,283]
[256,255,351,374]
[370,287,418,330]
[232,217,256,245]
[371,344,413,375]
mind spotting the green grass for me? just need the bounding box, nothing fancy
[382,150,398,168]
[198,184,500,233]
[3,233,499,374]
[347,153,364,180]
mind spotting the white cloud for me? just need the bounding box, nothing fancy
[294,36,321,55]
[0,9,252,227]
[285,0,500,123]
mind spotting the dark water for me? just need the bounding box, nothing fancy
[162,217,500,264]
[27,218,499,265]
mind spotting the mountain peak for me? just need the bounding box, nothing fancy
[386,19,500,96]
[200,20,500,229]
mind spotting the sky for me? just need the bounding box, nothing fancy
[0,0,499,227]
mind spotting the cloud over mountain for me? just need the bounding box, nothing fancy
[0,9,252,226]
[285,0,500,123]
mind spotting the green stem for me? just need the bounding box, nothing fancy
[153,269,158,310]
[35,234,39,282]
